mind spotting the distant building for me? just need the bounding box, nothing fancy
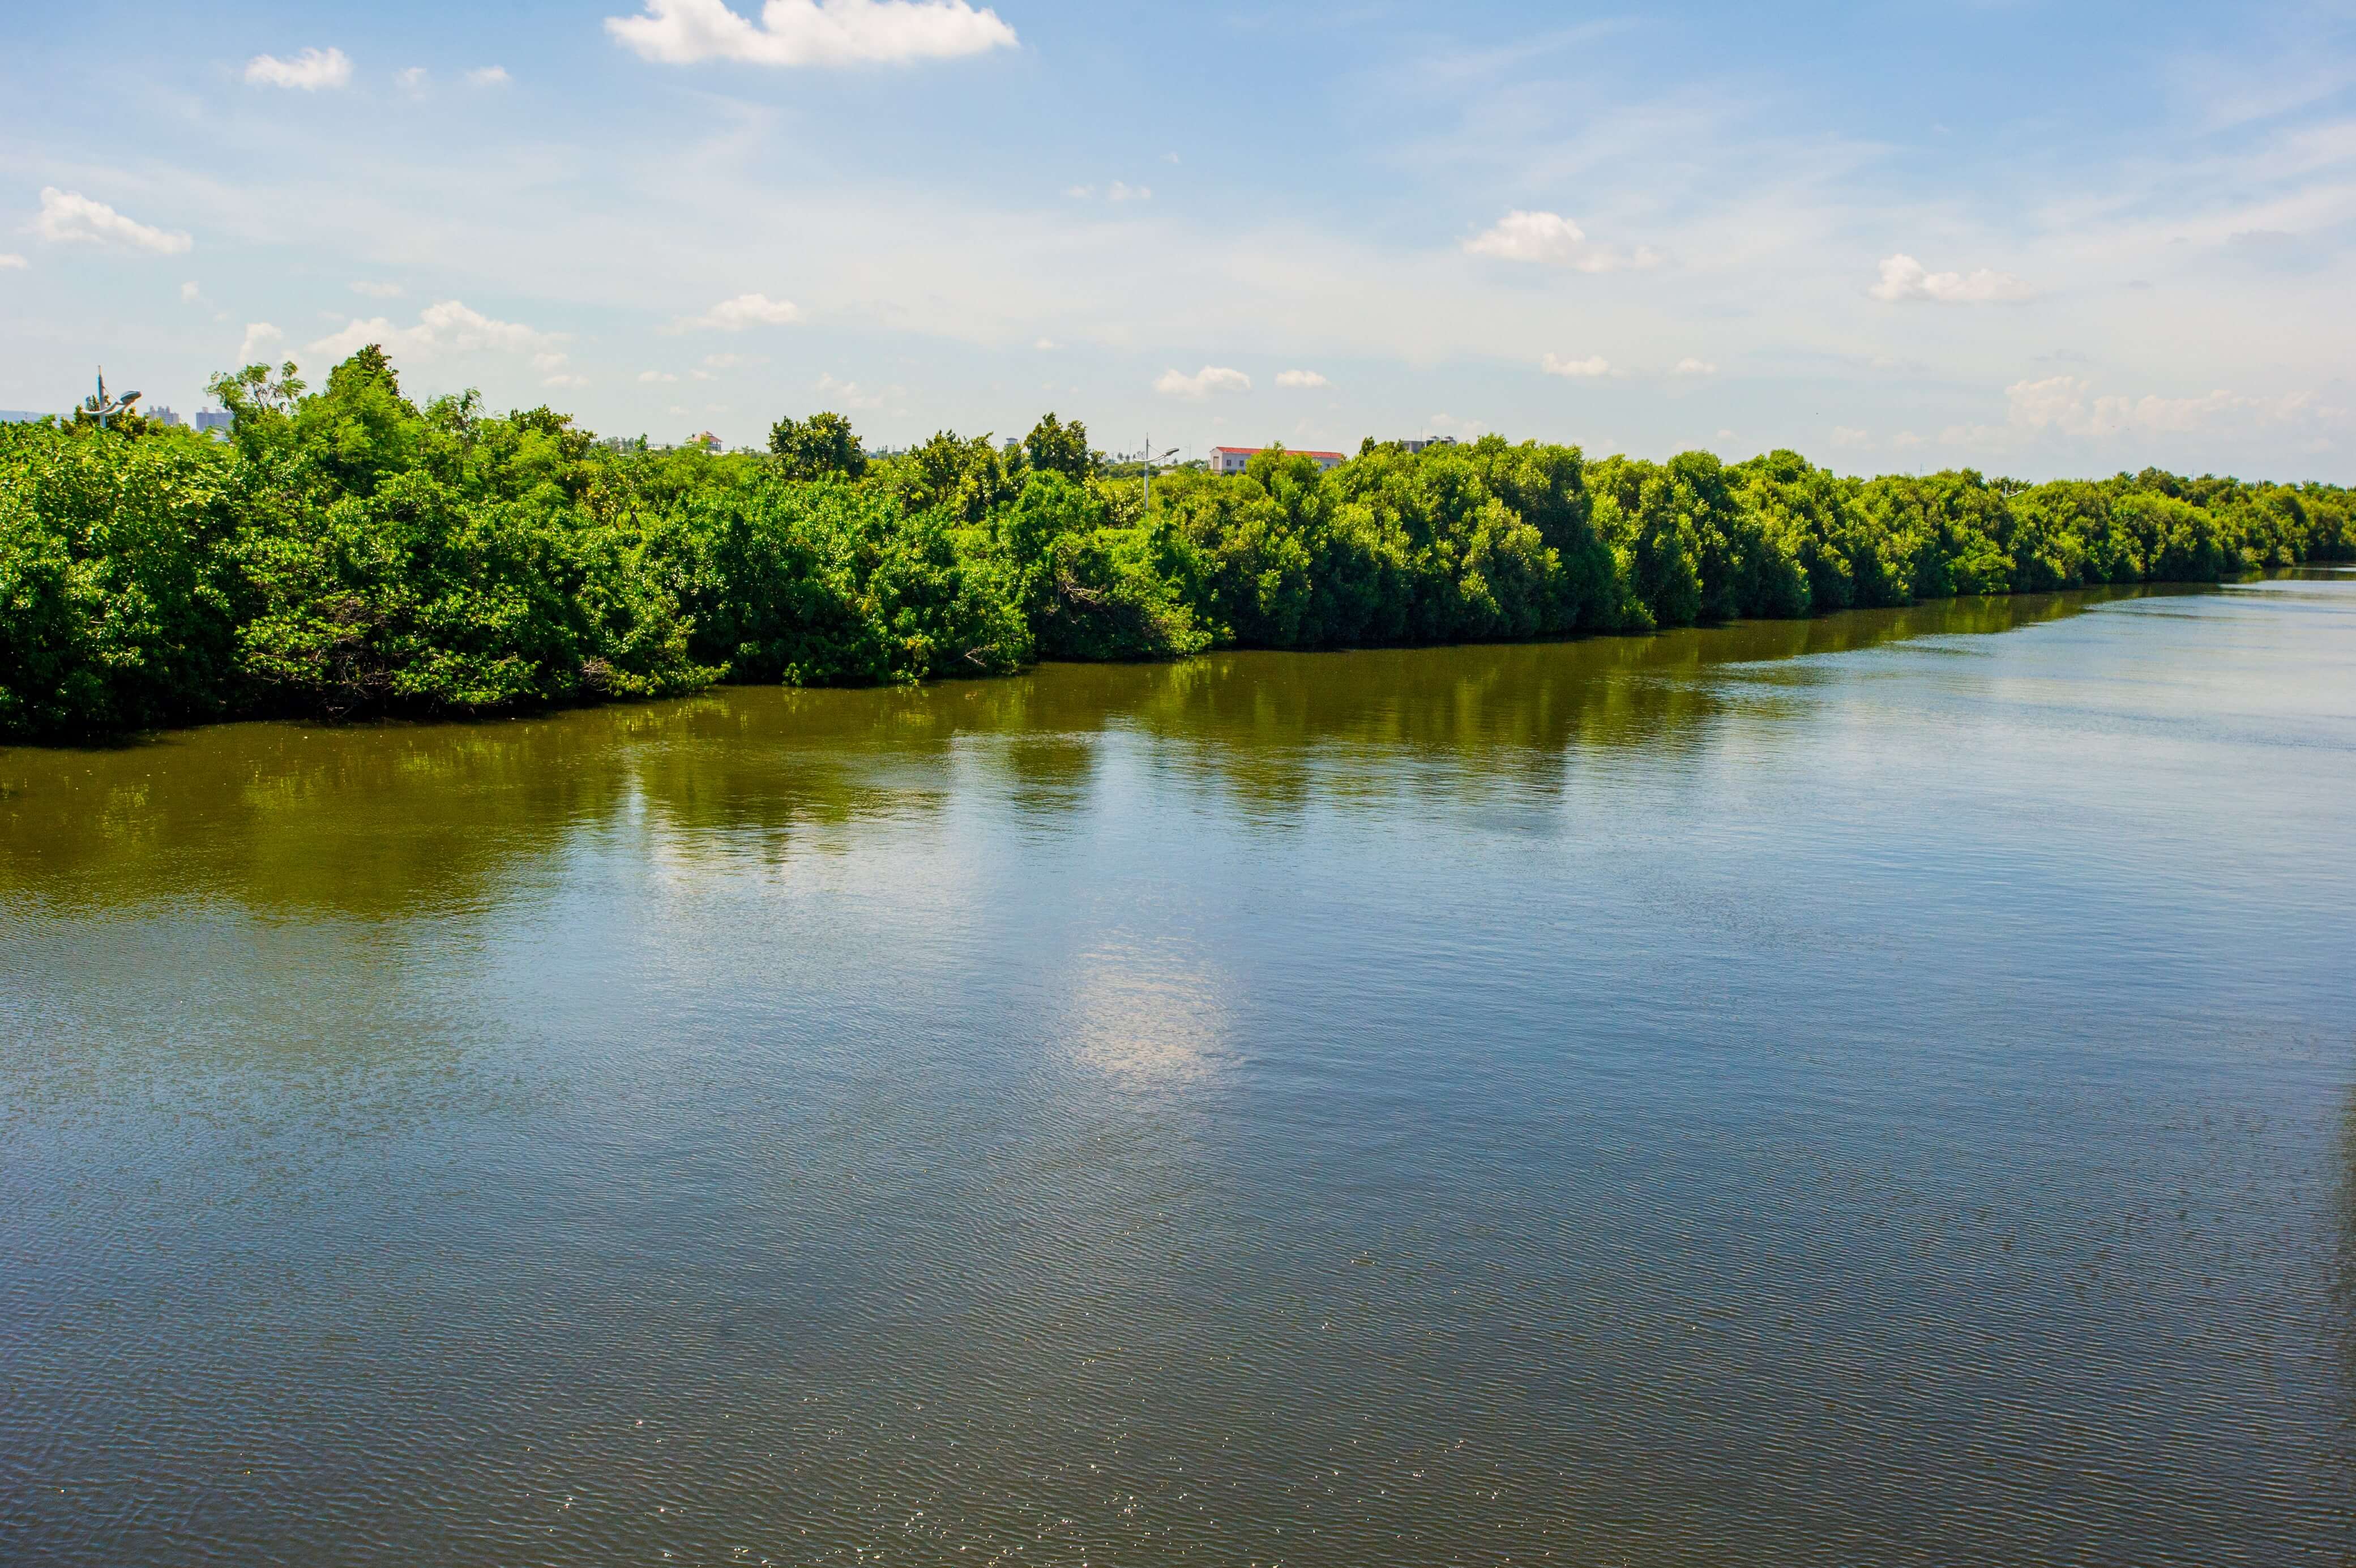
[193,409,233,434]
[1397,436,1458,454]
[147,405,183,428]
[692,431,723,453]
[1209,445,1348,475]
[0,410,48,425]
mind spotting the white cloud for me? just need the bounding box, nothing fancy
[1892,430,1925,448]
[179,280,201,302]
[244,48,354,91]
[239,322,284,363]
[467,66,513,87]
[33,188,192,255]
[351,280,404,298]
[702,352,761,369]
[1275,369,1329,388]
[679,292,801,330]
[1464,210,1660,272]
[1155,365,1251,398]
[639,370,681,383]
[1831,426,1871,447]
[1995,374,2336,440]
[1870,253,2034,305]
[542,374,590,388]
[1063,185,1094,199]
[307,300,561,362]
[532,351,571,371]
[1541,352,1611,378]
[1033,337,1055,351]
[1108,181,1151,202]
[1428,412,1487,437]
[1672,356,1717,377]
[815,371,901,410]
[396,66,430,96]
[605,0,1017,69]
[0,254,27,270]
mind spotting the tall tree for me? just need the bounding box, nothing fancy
[1023,413,1097,480]
[769,411,867,481]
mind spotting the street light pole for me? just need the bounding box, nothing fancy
[1141,436,1179,521]
[83,368,141,431]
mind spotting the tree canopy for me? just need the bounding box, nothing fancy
[1,347,2347,739]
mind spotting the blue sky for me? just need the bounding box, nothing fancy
[5,0,2353,478]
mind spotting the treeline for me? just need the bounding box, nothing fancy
[2,347,2349,739]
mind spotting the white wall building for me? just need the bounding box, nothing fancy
[1209,445,1348,475]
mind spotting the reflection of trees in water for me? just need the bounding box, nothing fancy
[0,588,2132,920]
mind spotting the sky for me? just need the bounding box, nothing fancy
[4,0,2354,480]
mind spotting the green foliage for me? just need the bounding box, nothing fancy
[2,345,2349,739]
[1021,413,1098,481]
[768,411,868,482]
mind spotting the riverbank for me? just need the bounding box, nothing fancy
[5,347,2348,741]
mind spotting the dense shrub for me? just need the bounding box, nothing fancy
[2,347,2348,739]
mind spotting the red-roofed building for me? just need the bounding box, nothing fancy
[1209,445,1348,475]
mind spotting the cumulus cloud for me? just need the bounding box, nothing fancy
[467,66,513,87]
[605,0,1017,68]
[1465,210,1660,273]
[179,280,201,302]
[1155,365,1251,398]
[1275,369,1329,388]
[1870,254,2034,305]
[1428,413,1488,438]
[1107,181,1150,202]
[1830,426,1871,447]
[639,370,681,383]
[245,48,353,90]
[1541,352,1611,378]
[2000,375,2324,438]
[702,352,760,369]
[543,374,590,388]
[307,299,560,362]
[1033,337,1056,351]
[679,292,801,330]
[351,280,404,298]
[0,254,28,270]
[239,322,285,362]
[34,188,192,255]
[1673,357,1717,377]
[1063,185,1094,199]
[815,371,902,410]
[396,66,430,96]
[1930,374,2346,456]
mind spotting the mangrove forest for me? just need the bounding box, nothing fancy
[2,345,2349,740]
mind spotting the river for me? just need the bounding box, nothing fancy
[4,578,2352,1565]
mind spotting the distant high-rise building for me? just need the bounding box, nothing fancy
[147,405,183,428]
[193,409,234,434]
[1397,436,1458,454]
